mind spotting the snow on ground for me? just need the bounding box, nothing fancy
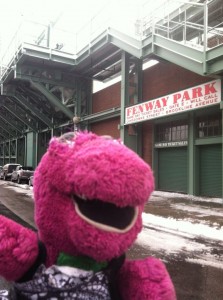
[2,182,223,268]
[143,213,223,241]
[152,190,223,204]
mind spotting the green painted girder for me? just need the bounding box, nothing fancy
[3,103,38,132]
[142,34,204,74]
[16,65,77,88]
[206,44,223,74]
[20,43,76,66]
[10,141,16,156]
[108,28,142,59]
[13,94,52,128]
[76,29,109,64]
[0,131,8,139]
[17,86,53,116]
[0,120,14,136]
[30,81,74,119]
[75,28,142,66]
[0,112,23,133]
[80,107,121,123]
[141,33,223,76]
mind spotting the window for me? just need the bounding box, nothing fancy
[156,120,188,142]
[197,113,222,138]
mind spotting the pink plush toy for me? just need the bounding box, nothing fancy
[0,131,176,299]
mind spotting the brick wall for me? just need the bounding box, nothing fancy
[92,82,121,113]
[142,62,212,100]
[90,117,120,139]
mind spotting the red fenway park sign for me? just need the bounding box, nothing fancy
[125,79,221,125]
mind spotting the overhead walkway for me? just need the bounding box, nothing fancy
[0,0,223,160]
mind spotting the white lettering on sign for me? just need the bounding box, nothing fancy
[125,80,221,125]
[154,141,188,148]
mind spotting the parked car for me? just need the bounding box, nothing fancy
[29,175,34,186]
[1,163,21,181]
[0,166,3,179]
[11,165,34,184]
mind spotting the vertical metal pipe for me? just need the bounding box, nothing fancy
[203,1,208,74]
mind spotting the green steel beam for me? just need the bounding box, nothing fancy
[0,120,14,136]
[0,113,23,133]
[75,30,108,64]
[207,59,223,75]
[188,112,195,195]
[3,103,38,132]
[21,43,75,66]
[14,94,52,127]
[30,81,74,119]
[120,51,130,143]
[153,45,203,75]
[0,131,8,139]
[108,28,141,59]
[142,34,204,74]
[16,65,77,88]
[143,34,201,59]
[206,45,223,62]
[80,107,120,123]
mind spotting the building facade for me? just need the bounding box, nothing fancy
[91,62,222,198]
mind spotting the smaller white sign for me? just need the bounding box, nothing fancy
[154,141,188,148]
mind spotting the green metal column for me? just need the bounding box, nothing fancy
[120,51,143,155]
[26,132,37,168]
[220,87,223,200]
[120,51,129,144]
[76,78,92,131]
[222,107,223,200]
[188,112,196,195]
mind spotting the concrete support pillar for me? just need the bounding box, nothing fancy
[26,132,37,168]
[120,51,143,155]
[188,112,196,195]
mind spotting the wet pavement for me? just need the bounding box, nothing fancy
[0,181,222,299]
[129,191,223,300]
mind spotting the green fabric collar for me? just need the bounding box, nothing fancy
[57,252,108,272]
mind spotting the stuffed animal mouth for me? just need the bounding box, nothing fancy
[73,195,138,233]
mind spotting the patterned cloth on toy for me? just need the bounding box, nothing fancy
[7,265,111,300]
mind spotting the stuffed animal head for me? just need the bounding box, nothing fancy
[33,131,154,265]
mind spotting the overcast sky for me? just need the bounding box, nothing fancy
[0,0,168,54]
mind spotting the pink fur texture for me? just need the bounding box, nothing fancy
[0,215,38,281]
[119,258,176,300]
[0,131,176,299]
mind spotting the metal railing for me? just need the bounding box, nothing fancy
[1,0,223,80]
[140,0,223,50]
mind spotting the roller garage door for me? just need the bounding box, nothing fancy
[199,144,222,197]
[158,147,187,193]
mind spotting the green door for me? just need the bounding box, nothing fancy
[158,147,187,193]
[199,144,222,197]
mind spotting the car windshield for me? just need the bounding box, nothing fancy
[8,165,20,172]
[22,166,34,171]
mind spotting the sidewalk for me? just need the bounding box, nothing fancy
[147,190,223,227]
